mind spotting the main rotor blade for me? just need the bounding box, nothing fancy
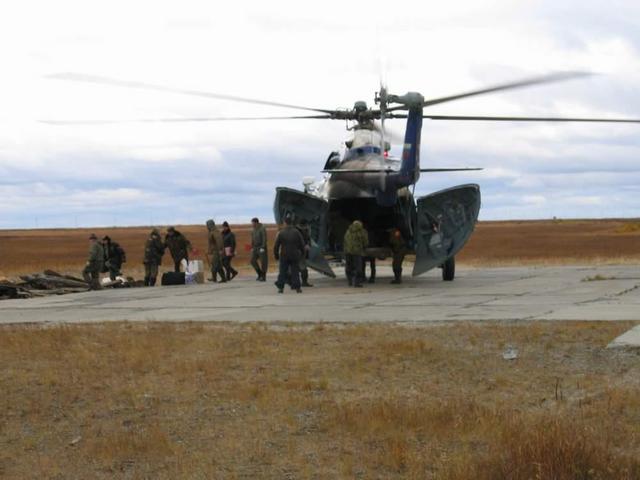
[420,168,483,172]
[46,72,335,114]
[385,72,591,112]
[322,168,395,174]
[421,115,640,123]
[323,167,483,174]
[40,114,332,125]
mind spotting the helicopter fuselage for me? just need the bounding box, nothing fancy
[274,95,481,278]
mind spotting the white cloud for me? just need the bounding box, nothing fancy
[1,0,640,227]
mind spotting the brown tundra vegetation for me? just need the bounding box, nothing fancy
[1,219,640,478]
[1,218,640,278]
[1,322,640,478]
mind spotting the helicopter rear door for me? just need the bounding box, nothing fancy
[412,184,481,276]
[274,187,335,278]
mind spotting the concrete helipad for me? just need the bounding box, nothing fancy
[1,265,640,325]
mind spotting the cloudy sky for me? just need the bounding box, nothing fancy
[2,0,640,228]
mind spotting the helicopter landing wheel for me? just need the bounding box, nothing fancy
[442,256,455,281]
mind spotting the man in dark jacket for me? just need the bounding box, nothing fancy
[273,214,305,293]
[165,226,191,273]
[143,228,165,286]
[250,217,268,281]
[102,235,126,281]
[83,233,104,290]
[221,221,238,281]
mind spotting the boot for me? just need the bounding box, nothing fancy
[390,268,402,284]
[144,276,150,287]
[150,277,157,287]
[301,270,313,287]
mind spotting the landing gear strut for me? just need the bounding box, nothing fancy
[442,256,455,281]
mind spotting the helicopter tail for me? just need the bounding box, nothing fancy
[393,93,424,189]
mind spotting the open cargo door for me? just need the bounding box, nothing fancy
[412,184,481,276]
[274,187,335,278]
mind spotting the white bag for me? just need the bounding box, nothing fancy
[187,260,204,273]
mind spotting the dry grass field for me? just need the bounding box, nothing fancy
[2,321,640,479]
[2,220,640,478]
[1,219,640,279]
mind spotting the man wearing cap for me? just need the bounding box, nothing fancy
[221,221,238,281]
[206,219,226,283]
[143,228,165,286]
[102,235,127,281]
[273,214,305,293]
[165,226,192,273]
[83,233,105,290]
[250,217,268,281]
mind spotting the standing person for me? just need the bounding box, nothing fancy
[221,221,238,281]
[206,219,226,283]
[82,233,104,290]
[250,217,268,281]
[102,235,126,281]
[165,226,192,272]
[296,219,313,287]
[343,220,368,288]
[389,228,408,284]
[143,228,165,287]
[273,214,305,294]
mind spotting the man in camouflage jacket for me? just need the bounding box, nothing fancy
[206,219,226,283]
[343,220,368,287]
[83,233,105,290]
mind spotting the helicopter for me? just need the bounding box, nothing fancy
[47,71,640,281]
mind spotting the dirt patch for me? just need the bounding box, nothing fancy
[1,321,639,479]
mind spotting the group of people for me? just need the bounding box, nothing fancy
[82,234,127,290]
[82,216,406,292]
[144,221,243,287]
[272,216,406,293]
[342,220,407,288]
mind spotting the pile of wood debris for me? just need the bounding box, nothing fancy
[0,270,141,300]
